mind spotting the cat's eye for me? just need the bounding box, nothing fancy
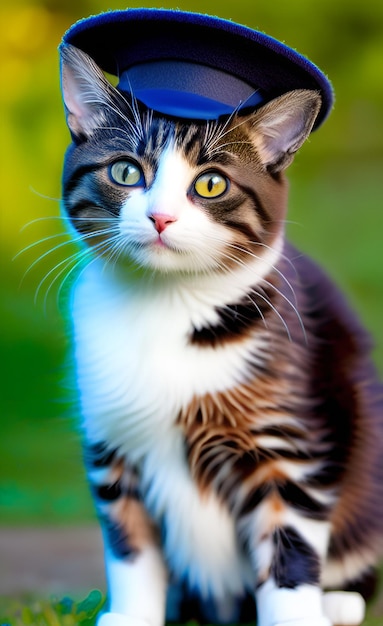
[109,160,144,187]
[194,172,229,199]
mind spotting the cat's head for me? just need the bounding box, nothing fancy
[60,43,321,277]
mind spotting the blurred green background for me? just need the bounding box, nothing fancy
[0,0,382,529]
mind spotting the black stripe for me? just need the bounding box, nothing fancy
[224,219,259,241]
[85,442,117,468]
[304,460,341,488]
[68,199,120,222]
[181,126,201,157]
[67,199,97,220]
[238,483,272,516]
[254,425,305,439]
[271,526,320,588]
[94,481,122,502]
[232,450,263,478]
[256,445,324,462]
[277,481,330,519]
[101,516,138,560]
[238,184,270,225]
[190,288,272,347]
[63,162,105,195]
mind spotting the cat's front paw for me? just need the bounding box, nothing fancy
[273,619,331,626]
[97,613,154,626]
[323,591,365,626]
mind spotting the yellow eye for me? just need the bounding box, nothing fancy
[194,172,229,199]
[110,160,144,186]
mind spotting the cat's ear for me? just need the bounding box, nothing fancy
[59,43,117,140]
[247,89,322,173]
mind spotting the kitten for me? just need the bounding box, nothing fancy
[59,42,383,626]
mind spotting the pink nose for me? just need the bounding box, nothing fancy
[149,213,177,234]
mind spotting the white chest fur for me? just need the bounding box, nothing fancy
[71,261,268,596]
[141,431,253,597]
[71,261,265,456]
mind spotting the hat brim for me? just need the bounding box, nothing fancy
[62,8,333,129]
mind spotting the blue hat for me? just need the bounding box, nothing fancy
[62,8,333,128]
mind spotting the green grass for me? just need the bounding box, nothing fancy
[0,592,382,626]
[0,591,105,626]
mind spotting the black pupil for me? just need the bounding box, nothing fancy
[208,177,214,192]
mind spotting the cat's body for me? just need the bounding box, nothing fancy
[58,39,383,626]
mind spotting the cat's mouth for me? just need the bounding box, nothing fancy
[119,231,186,272]
[145,223,188,254]
[147,233,186,262]
[152,234,171,249]
[124,231,217,275]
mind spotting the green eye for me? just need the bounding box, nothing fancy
[194,172,229,199]
[110,160,144,186]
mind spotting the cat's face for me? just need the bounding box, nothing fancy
[60,44,321,277]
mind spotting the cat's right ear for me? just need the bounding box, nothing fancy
[245,89,322,173]
[59,43,116,140]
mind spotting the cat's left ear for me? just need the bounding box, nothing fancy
[246,89,322,173]
[59,43,117,140]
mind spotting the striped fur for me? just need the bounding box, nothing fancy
[58,44,383,626]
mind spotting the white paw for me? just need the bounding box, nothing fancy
[97,613,153,626]
[273,617,332,626]
[323,591,365,625]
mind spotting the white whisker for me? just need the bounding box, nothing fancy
[208,140,253,155]
[37,245,92,311]
[20,215,68,232]
[36,232,120,313]
[213,247,286,330]
[185,229,306,342]
[55,236,120,308]
[14,231,71,261]
[222,241,306,341]
[17,224,114,284]
[29,188,61,203]
[204,112,252,155]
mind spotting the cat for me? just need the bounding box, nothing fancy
[58,41,383,626]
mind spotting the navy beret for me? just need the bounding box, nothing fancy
[62,8,333,128]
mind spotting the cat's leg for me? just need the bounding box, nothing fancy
[321,552,377,624]
[85,441,167,626]
[243,495,333,626]
[254,519,332,626]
